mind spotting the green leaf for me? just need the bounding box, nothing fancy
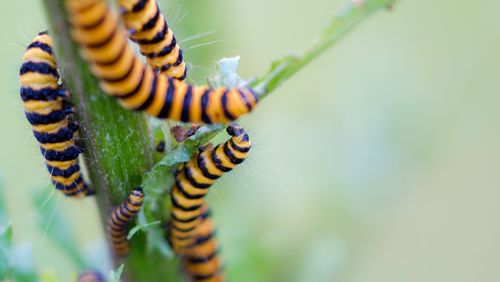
[109,264,124,282]
[127,220,161,240]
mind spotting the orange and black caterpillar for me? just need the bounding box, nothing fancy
[19,31,92,197]
[108,187,144,257]
[119,0,187,80]
[181,203,223,282]
[78,270,105,282]
[169,124,251,252]
[65,0,258,124]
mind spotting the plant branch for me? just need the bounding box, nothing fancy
[41,0,180,281]
[251,0,397,97]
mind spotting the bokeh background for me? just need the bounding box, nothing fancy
[2,0,500,281]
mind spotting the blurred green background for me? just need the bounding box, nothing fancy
[2,0,500,281]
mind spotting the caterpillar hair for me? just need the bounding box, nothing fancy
[65,0,258,124]
[19,31,92,197]
[108,187,144,257]
[78,270,105,282]
[181,203,223,282]
[119,0,187,80]
[169,124,251,252]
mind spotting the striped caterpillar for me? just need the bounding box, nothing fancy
[169,124,251,252]
[108,187,144,257]
[65,0,258,124]
[19,31,92,197]
[119,0,187,80]
[181,203,223,282]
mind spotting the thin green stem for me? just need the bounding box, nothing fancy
[251,0,397,97]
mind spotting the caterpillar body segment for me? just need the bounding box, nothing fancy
[181,203,223,282]
[108,187,144,257]
[119,0,187,80]
[169,125,251,252]
[65,0,258,124]
[20,31,91,197]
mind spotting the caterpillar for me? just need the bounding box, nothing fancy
[78,270,105,282]
[169,124,251,252]
[119,0,187,80]
[181,203,223,282]
[108,187,144,257]
[19,31,92,197]
[65,0,258,124]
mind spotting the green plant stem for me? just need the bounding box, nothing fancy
[41,0,181,281]
[252,0,397,97]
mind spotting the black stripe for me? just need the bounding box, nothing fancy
[140,7,160,31]
[33,123,77,144]
[101,57,136,83]
[85,23,117,49]
[210,146,231,172]
[200,208,211,220]
[192,272,215,281]
[20,61,58,78]
[46,163,80,178]
[238,89,252,111]
[53,175,83,190]
[200,90,212,123]
[131,0,147,12]
[192,232,214,246]
[134,72,157,111]
[184,168,210,189]
[40,146,81,162]
[119,66,146,98]
[180,85,193,122]
[229,139,250,153]
[178,68,187,81]
[223,142,244,165]
[186,250,217,264]
[27,41,53,55]
[79,12,106,30]
[38,31,48,36]
[136,21,167,44]
[20,87,62,101]
[172,212,199,224]
[175,179,205,200]
[25,110,66,125]
[171,220,197,232]
[144,36,176,58]
[221,90,236,120]
[157,78,175,118]
[171,194,202,212]
[94,40,127,66]
[173,49,183,66]
[197,155,219,180]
